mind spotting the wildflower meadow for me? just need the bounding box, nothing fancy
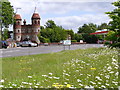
[1,47,119,88]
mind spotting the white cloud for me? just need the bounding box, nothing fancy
[8,0,115,32]
[9,1,115,15]
[42,14,111,33]
[9,0,117,2]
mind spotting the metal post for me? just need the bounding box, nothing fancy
[69,45,70,50]
[64,45,65,50]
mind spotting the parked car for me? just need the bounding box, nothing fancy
[16,42,21,47]
[44,43,49,46]
[20,41,37,47]
[97,39,104,44]
[1,41,9,49]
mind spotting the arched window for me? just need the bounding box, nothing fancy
[38,21,40,24]
[35,20,37,24]
[18,36,20,38]
[18,30,20,33]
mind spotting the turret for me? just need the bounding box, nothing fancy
[13,14,22,42]
[31,13,40,44]
[31,13,40,25]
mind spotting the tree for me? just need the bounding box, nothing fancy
[82,33,98,43]
[105,0,120,48]
[1,1,14,40]
[45,20,56,29]
[2,28,9,40]
[65,29,75,40]
[78,23,97,34]
[40,20,67,43]
[97,23,109,30]
[74,34,83,42]
[77,23,98,43]
[1,1,14,28]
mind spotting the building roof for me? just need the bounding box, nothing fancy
[31,13,40,19]
[90,29,109,35]
[14,14,21,19]
[90,31,109,35]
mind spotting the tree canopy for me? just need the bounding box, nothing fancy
[78,23,97,34]
[105,0,120,48]
[39,20,67,43]
[1,1,14,28]
[97,23,109,30]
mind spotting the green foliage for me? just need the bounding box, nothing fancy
[1,1,14,28]
[77,23,98,43]
[65,30,75,40]
[39,36,50,43]
[82,33,98,43]
[45,20,56,28]
[71,40,77,42]
[39,20,67,43]
[2,28,9,40]
[78,23,97,34]
[97,23,109,30]
[40,26,45,30]
[105,0,120,48]
[105,31,118,41]
[74,34,83,42]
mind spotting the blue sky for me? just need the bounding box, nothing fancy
[9,0,117,32]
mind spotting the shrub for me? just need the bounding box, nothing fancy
[71,40,77,42]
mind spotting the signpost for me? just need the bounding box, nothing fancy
[63,40,71,50]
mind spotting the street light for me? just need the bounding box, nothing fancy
[15,8,21,14]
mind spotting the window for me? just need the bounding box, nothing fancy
[26,30,28,33]
[18,36,20,38]
[35,20,37,24]
[18,30,20,33]
[38,21,40,24]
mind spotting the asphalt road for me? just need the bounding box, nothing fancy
[0,44,104,58]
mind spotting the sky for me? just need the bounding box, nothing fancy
[8,0,117,33]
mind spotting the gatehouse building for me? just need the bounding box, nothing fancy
[13,12,40,44]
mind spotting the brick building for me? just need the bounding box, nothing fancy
[13,12,40,44]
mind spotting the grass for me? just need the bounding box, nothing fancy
[1,47,119,88]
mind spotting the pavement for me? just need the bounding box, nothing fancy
[0,44,104,58]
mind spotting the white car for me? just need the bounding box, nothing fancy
[20,41,37,47]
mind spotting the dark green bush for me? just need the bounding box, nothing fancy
[71,40,77,42]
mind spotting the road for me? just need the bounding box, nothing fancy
[0,44,104,58]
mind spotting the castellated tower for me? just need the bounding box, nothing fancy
[31,13,40,44]
[13,14,22,41]
[13,12,40,44]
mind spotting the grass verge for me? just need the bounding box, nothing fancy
[1,47,119,88]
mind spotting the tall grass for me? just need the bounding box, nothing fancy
[1,48,118,88]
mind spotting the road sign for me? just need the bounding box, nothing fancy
[63,40,71,46]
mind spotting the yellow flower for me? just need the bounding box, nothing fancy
[59,85,64,87]
[66,84,71,88]
[52,83,59,87]
[91,68,96,70]
[52,83,64,88]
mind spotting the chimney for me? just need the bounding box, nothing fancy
[23,19,26,25]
